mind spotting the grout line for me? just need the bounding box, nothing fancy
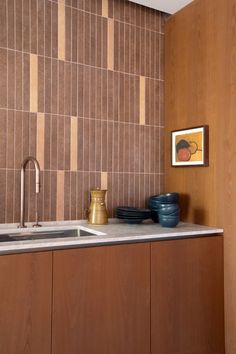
[0,46,164,82]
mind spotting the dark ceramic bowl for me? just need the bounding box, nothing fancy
[149,193,179,204]
[157,204,180,215]
[151,210,159,223]
[159,215,179,228]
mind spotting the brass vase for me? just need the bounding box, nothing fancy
[88,188,108,225]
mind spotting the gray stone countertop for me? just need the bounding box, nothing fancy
[0,219,223,255]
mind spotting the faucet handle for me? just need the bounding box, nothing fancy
[32,211,42,228]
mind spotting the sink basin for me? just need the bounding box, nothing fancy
[0,228,98,242]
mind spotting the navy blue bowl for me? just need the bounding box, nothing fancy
[149,193,179,204]
[159,215,179,228]
[157,204,180,215]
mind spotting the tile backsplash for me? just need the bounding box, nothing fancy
[0,0,165,223]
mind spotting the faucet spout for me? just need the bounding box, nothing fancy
[19,156,41,228]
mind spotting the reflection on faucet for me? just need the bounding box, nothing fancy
[18,156,41,228]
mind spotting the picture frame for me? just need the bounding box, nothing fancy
[171,125,209,167]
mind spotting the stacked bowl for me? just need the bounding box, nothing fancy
[148,193,180,228]
[116,207,151,224]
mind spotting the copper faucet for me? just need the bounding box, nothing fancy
[18,156,41,228]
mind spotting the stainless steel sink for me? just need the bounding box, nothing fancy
[0,228,97,242]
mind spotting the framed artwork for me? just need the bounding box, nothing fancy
[171,125,209,167]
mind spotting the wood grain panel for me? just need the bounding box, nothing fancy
[165,1,236,352]
[151,236,225,354]
[0,252,52,354]
[52,243,150,354]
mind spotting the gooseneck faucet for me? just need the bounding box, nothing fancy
[18,156,41,228]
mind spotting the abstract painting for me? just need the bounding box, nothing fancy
[171,126,209,166]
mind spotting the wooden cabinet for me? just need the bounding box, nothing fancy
[52,243,150,354]
[0,235,224,354]
[0,252,52,354]
[151,236,225,354]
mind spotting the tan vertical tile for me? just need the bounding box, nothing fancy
[70,116,78,171]
[36,113,45,169]
[102,0,108,18]
[101,171,108,190]
[30,54,38,113]
[56,170,65,221]
[58,2,65,60]
[107,19,114,70]
[139,76,146,125]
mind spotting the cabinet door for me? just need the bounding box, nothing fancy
[52,243,150,354]
[0,252,52,354]
[151,236,225,354]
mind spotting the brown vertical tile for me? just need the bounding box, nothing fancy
[77,64,84,117]
[7,0,15,49]
[134,75,140,123]
[64,62,71,116]
[130,26,136,74]
[113,122,119,172]
[118,123,124,172]
[134,124,140,172]
[90,67,96,118]
[23,53,30,111]
[57,170,65,220]
[84,12,90,65]
[139,125,145,172]
[22,112,30,159]
[77,117,84,170]
[7,110,15,169]
[71,8,78,62]
[154,32,160,79]
[0,49,7,108]
[83,118,89,171]
[43,171,51,221]
[7,50,16,109]
[129,76,135,123]
[107,70,114,120]
[45,57,52,113]
[124,23,130,73]
[160,34,164,80]
[83,66,90,118]
[15,0,23,51]
[107,172,112,216]
[96,15,102,68]
[89,119,96,171]
[37,0,45,55]
[51,171,57,221]
[58,60,65,114]
[77,10,85,64]
[14,111,23,168]
[113,71,119,121]
[14,170,21,223]
[90,14,97,67]
[76,171,83,219]
[65,5,72,61]
[101,69,108,120]
[71,64,78,116]
[0,0,7,47]
[0,170,6,223]
[65,116,71,170]
[119,22,125,73]
[30,0,37,54]
[83,171,90,213]
[70,171,77,219]
[51,115,58,170]
[37,113,45,170]
[124,74,130,122]
[95,120,102,171]
[101,121,108,172]
[107,123,113,172]
[0,110,7,168]
[129,123,135,172]
[96,69,102,119]
[102,17,108,68]
[16,52,23,110]
[30,53,38,113]
[51,59,58,114]
[119,72,125,121]
[124,123,130,172]
[52,2,59,58]
[123,173,129,207]
[6,170,14,223]
[23,0,30,52]
[70,116,78,171]
[45,1,52,57]
[64,171,71,220]
[58,115,65,170]
[114,20,119,70]
[140,30,146,76]
[134,173,140,207]
[108,0,114,18]
[118,173,124,207]
[44,114,51,170]
[135,27,141,75]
